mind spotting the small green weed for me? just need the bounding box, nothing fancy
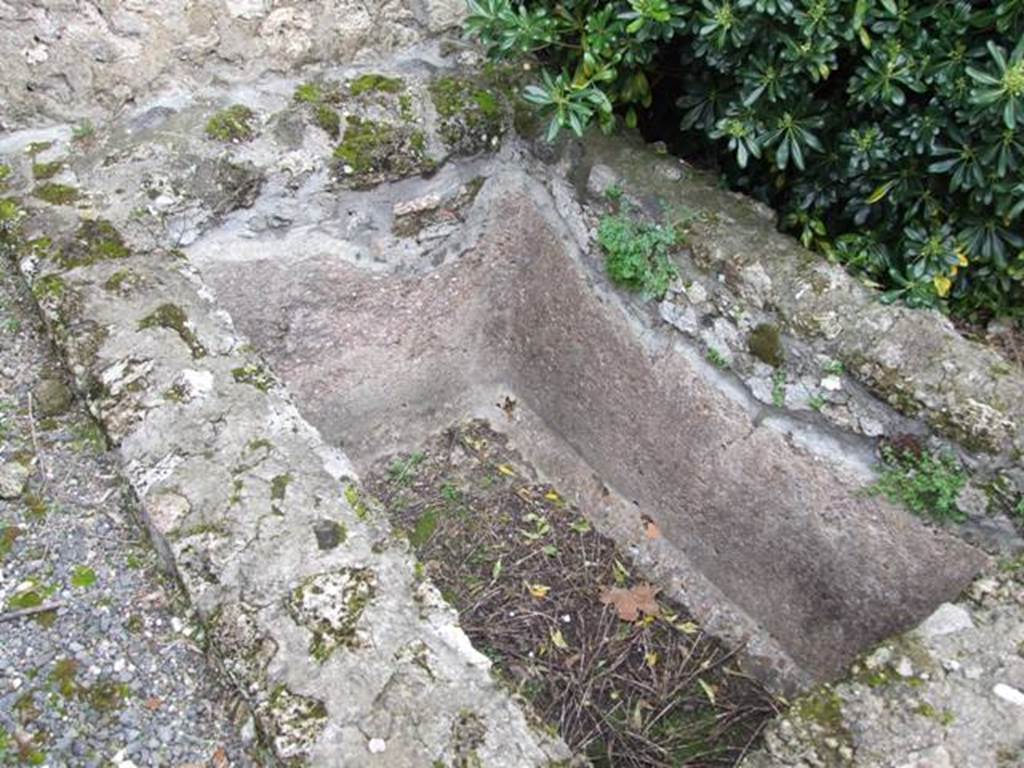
[871,446,967,524]
[72,120,95,141]
[822,359,845,375]
[706,347,728,369]
[70,565,97,589]
[389,452,425,485]
[597,211,678,299]
[771,370,786,408]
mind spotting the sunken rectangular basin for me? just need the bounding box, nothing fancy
[189,166,984,691]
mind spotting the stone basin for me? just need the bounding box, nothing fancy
[190,162,984,692]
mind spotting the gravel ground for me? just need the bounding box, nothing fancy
[0,257,259,767]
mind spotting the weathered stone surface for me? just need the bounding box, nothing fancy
[5,39,1023,766]
[188,144,985,688]
[5,140,566,766]
[0,0,466,129]
[0,461,30,499]
[743,562,1024,768]
[578,134,1024,471]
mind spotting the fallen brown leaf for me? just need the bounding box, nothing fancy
[599,583,661,622]
[643,516,661,539]
[143,697,163,711]
[211,746,229,768]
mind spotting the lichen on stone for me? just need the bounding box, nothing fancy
[287,568,376,662]
[232,363,274,391]
[260,685,329,762]
[205,104,257,143]
[138,303,207,359]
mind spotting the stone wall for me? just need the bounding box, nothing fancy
[0,0,465,129]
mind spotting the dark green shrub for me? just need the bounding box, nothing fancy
[468,0,1024,319]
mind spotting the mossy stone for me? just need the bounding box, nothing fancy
[333,116,432,188]
[349,73,405,97]
[205,105,256,143]
[428,75,506,154]
[748,323,784,367]
[138,303,206,359]
[32,161,63,180]
[313,519,347,550]
[58,219,130,268]
[32,378,73,417]
[32,183,80,205]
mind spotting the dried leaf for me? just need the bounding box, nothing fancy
[599,583,661,621]
[643,517,662,539]
[497,464,516,477]
[675,621,700,635]
[211,746,229,768]
[644,651,659,668]
[698,678,717,705]
[527,583,550,599]
[144,697,163,711]
[550,628,569,650]
[544,490,562,503]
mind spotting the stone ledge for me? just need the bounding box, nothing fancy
[575,133,1024,485]
[7,237,567,766]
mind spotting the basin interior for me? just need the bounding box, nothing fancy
[190,166,983,691]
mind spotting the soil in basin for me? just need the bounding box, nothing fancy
[364,419,780,767]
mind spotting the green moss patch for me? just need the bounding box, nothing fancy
[314,105,341,139]
[429,76,506,155]
[748,323,784,367]
[349,73,405,97]
[138,303,207,359]
[32,161,63,181]
[32,183,80,205]
[58,219,130,268]
[205,105,257,143]
[333,116,432,188]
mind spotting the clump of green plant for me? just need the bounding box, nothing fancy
[871,445,967,523]
[597,210,678,298]
[468,0,1024,320]
[205,105,256,143]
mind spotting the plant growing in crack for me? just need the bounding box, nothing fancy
[597,209,679,299]
[870,444,967,524]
